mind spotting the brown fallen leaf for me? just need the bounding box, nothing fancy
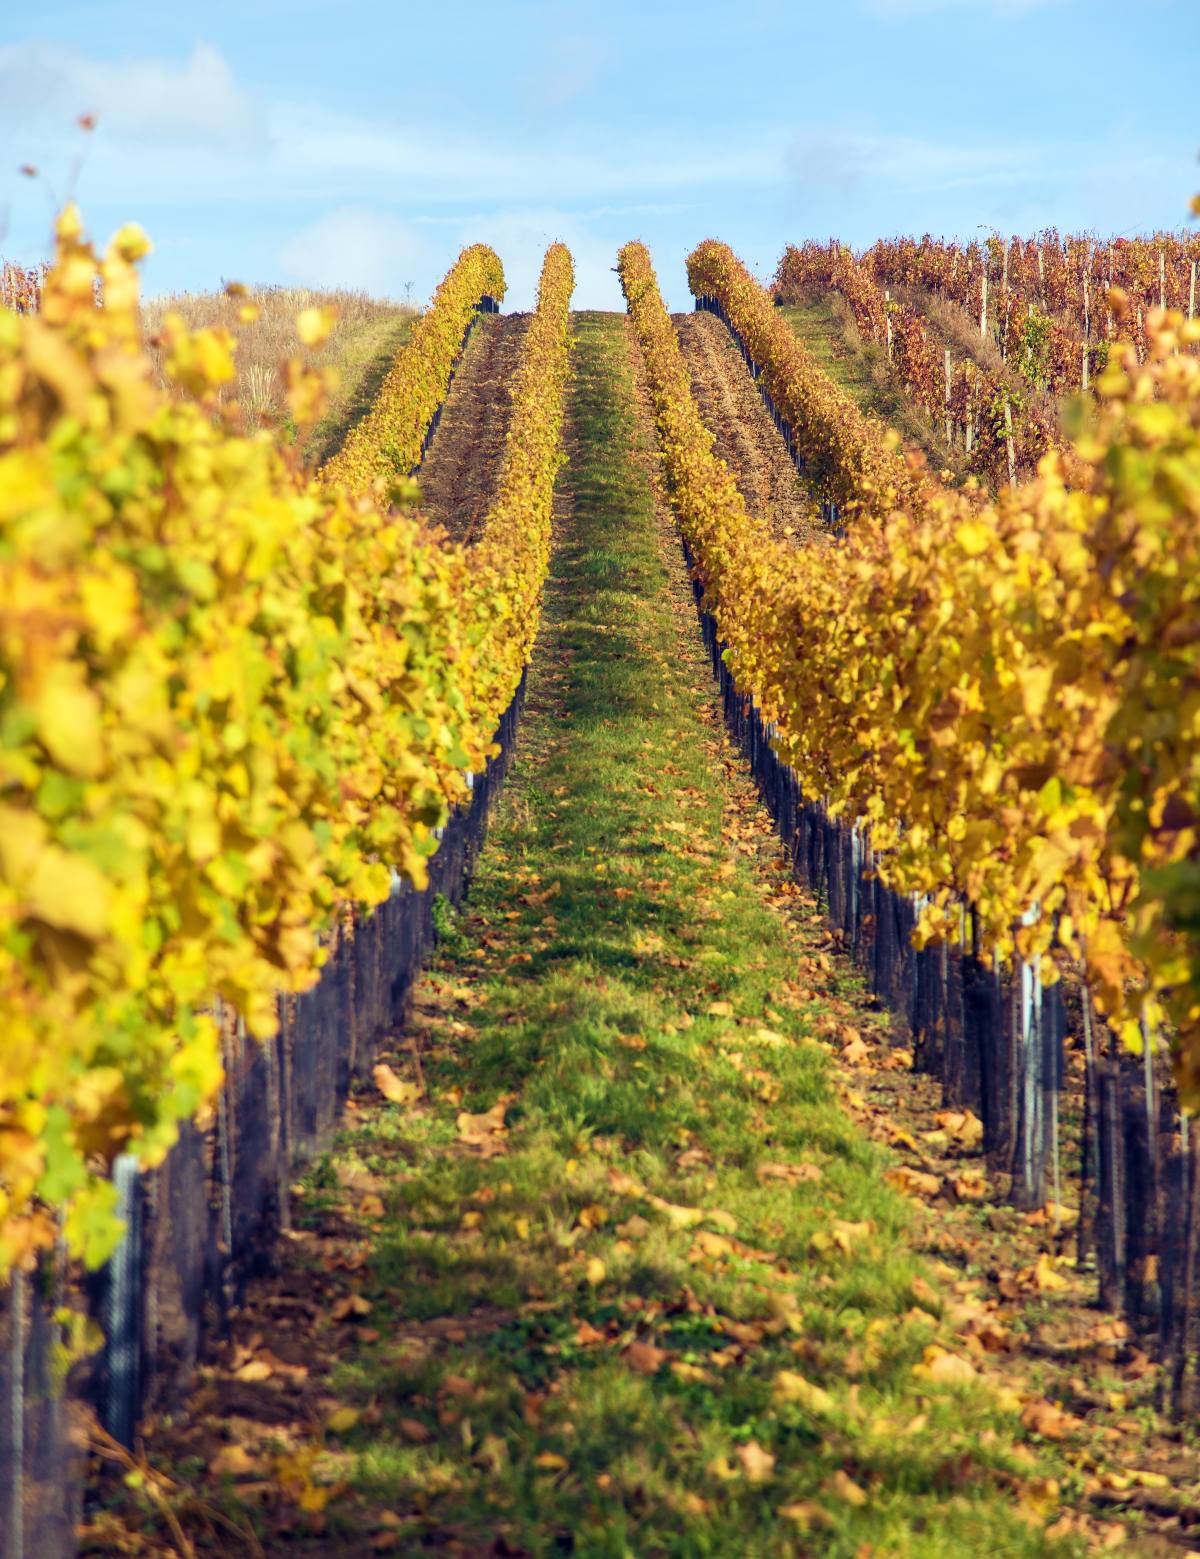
[210,1444,264,1478]
[910,1276,941,1312]
[949,1170,988,1202]
[737,1439,776,1483]
[825,1469,867,1507]
[1026,1201,1079,1228]
[397,1417,431,1443]
[1020,1399,1084,1440]
[373,1063,420,1106]
[623,1339,667,1375]
[331,1294,373,1322]
[456,1100,508,1153]
[885,1166,942,1199]
[841,1036,872,1067]
[934,1108,984,1149]
[912,1345,977,1385]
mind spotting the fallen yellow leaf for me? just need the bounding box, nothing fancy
[689,1230,735,1261]
[210,1444,263,1478]
[912,1344,976,1385]
[885,1166,942,1198]
[773,1370,834,1414]
[373,1063,420,1106]
[825,1469,867,1506]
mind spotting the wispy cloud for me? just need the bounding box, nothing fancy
[787,128,1066,197]
[279,208,427,298]
[0,41,266,148]
[267,107,774,206]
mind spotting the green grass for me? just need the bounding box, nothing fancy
[779,297,957,475]
[303,311,415,465]
[278,312,1076,1556]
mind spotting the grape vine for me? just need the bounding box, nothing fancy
[0,210,572,1270]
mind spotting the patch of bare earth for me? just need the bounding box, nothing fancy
[417,312,530,543]
[672,311,821,546]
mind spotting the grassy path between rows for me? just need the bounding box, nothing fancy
[111,314,1074,1557]
[778,298,954,476]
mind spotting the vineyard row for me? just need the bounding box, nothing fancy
[621,234,1200,1405]
[0,214,573,1273]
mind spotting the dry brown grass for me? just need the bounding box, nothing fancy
[140,286,416,461]
[896,282,1058,420]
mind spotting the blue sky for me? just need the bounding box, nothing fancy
[1,0,1196,310]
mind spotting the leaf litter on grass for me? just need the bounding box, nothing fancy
[87,315,1153,1557]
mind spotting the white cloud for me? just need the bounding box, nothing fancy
[267,105,774,206]
[278,209,427,299]
[0,41,265,148]
[786,128,1051,197]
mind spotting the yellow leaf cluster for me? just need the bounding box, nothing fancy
[322,244,505,493]
[0,215,572,1270]
[619,237,1200,1105]
[686,240,938,522]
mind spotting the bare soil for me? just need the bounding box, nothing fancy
[417,312,530,543]
[672,311,820,545]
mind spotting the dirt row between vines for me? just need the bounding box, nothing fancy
[417,312,530,543]
[672,311,821,546]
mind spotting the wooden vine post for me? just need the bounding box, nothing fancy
[1003,397,1016,486]
[1083,257,1092,391]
